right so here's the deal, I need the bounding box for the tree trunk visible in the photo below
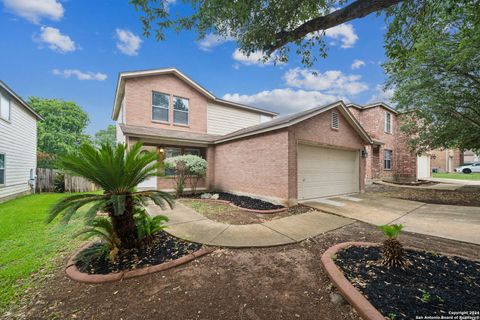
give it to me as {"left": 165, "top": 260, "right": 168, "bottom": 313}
{"left": 109, "top": 195, "right": 138, "bottom": 249}
{"left": 111, "top": 213, "right": 138, "bottom": 249}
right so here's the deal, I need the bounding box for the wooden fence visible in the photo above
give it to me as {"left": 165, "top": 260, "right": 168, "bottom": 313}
{"left": 36, "top": 168, "right": 97, "bottom": 193}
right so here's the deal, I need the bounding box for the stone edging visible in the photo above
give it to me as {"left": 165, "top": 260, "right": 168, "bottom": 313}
{"left": 321, "top": 242, "right": 385, "bottom": 320}
{"left": 180, "top": 198, "right": 288, "bottom": 214}
{"left": 65, "top": 242, "right": 215, "bottom": 284}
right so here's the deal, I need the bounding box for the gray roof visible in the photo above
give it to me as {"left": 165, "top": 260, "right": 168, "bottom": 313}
{"left": 0, "top": 80, "right": 42, "bottom": 120}
{"left": 120, "top": 124, "right": 221, "bottom": 143}
{"left": 216, "top": 101, "right": 340, "bottom": 142}
{"left": 122, "top": 100, "right": 372, "bottom": 145}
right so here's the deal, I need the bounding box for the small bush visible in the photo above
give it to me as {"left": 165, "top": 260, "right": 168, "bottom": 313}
{"left": 134, "top": 207, "right": 169, "bottom": 244}
{"left": 54, "top": 172, "right": 65, "bottom": 193}
{"left": 164, "top": 155, "right": 207, "bottom": 196}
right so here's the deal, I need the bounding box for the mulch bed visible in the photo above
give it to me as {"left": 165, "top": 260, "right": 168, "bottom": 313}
{"left": 335, "top": 246, "right": 480, "bottom": 320}
{"left": 382, "top": 179, "right": 436, "bottom": 186}
{"left": 216, "top": 192, "right": 284, "bottom": 210}
{"left": 367, "top": 184, "right": 480, "bottom": 206}
{"left": 183, "top": 192, "right": 284, "bottom": 210}
{"left": 75, "top": 231, "right": 201, "bottom": 275}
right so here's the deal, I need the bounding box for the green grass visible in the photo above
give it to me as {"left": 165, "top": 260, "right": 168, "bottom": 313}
{"left": 183, "top": 200, "right": 234, "bottom": 215}
{"left": 0, "top": 193, "right": 88, "bottom": 313}
{"left": 433, "top": 172, "right": 480, "bottom": 181}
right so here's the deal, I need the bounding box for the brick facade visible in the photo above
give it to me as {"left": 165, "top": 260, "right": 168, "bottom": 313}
{"left": 212, "top": 108, "right": 367, "bottom": 205}
{"left": 124, "top": 74, "right": 208, "bottom": 133}
{"left": 349, "top": 105, "right": 418, "bottom": 183}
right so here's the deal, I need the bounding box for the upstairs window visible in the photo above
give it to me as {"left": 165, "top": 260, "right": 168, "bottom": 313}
{"left": 331, "top": 111, "right": 339, "bottom": 129}
{"left": 152, "top": 92, "right": 169, "bottom": 122}
{"left": 384, "top": 149, "right": 392, "bottom": 170}
{"left": 384, "top": 111, "right": 392, "bottom": 133}
{"left": 0, "top": 93, "right": 11, "bottom": 121}
{"left": 0, "top": 154, "right": 5, "bottom": 185}
{"left": 173, "top": 96, "right": 189, "bottom": 125}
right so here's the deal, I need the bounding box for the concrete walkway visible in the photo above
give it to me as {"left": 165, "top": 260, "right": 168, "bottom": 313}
{"left": 146, "top": 202, "right": 353, "bottom": 247}
{"left": 304, "top": 194, "right": 480, "bottom": 245}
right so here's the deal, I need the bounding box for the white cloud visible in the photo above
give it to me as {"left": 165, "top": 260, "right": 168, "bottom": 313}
{"left": 223, "top": 89, "right": 341, "bottom": 114}
{"left": 52, "top": 69, "right": 107, "bottom": 81}
{"left": 36, "top": 26, "right": 76, "bottom": 53}
{"left": 351, "top": 59, "right": 366, "bottom": 70}
{"left": 3, "top": 0, "right": 64, "bottom": 23}
{"left": 324, "top": 23, "right": 358, "bottom": 48}
{"left": 115, "top": 28, "right": 142, "bottom": 56}
{"left": 222, "top": 67, "right": 371, "bottom": 114}
{"left": 197, "top": 34, "right": 234, "bottom": 51}
{"left": 369, "top": 84, "right": 395, "bottom": 104}
{"left": 232, "top": 49, "right": 281, "bottom": 67}
{"left": 283, "top": 68, "right": 368, "bottom": 95}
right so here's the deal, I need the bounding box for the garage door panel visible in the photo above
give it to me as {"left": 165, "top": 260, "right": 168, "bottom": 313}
{"left": 298, "top": 144, "right": 359, "bottom": 200}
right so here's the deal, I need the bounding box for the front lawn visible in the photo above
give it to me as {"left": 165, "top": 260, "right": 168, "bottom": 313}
{"left": 433, "top": 172, "right": 480, "bottom": 180}
{"left": 0, "top": 193, "right": 87, "bottom": 314}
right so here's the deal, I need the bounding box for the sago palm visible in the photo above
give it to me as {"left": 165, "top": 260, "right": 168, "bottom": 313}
{"left": 47, "top": 142, "right": 174, "bottom": 249}
{"left": 378, "top": 224, "right": 407, "bottom": 268}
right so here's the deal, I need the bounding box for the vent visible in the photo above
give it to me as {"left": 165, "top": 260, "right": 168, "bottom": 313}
{"left": 331, "top": 111, "right": 339, "bottom": 129}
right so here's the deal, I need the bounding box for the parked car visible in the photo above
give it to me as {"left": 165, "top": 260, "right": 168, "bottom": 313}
{"left": 454, "top": 162, "right": 480, "bottom": 174}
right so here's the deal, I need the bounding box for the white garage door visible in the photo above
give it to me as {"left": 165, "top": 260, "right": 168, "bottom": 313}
{"left": 298, "top": 144, "right": 359, "bottom": 200}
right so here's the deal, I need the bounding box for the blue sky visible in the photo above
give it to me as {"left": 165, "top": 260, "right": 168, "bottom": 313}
{"left": 0, "top": 0, "right": 393, "bottom": 134}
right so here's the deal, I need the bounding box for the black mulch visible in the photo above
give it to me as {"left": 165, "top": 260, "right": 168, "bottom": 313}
{"left": 335, "top": 246, "right": 480, "bottom": 320}
{"left": 75, "top": 231, "right": 201, "bottom": 275}
{"left": 216, "top": 192, "right": 284, "bottom": 210}
{"left": 183, "top": 192, "right": 284, "bottom": 210}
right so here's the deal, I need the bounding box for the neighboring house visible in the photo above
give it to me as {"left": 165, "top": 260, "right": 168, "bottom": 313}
{"left": 0, "top": 81, "right": 42, "bottom": 202}
{"left": 430, "top": 149, "right": 479, "bottom": 172}
{"left": 113, "top": 68, "right": 418, "bottom": 206}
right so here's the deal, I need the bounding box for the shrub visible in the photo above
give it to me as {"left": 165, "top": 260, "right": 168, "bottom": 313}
{"left": 134, "top": 207, "right": 169, "bottom": 244}
{"left": 54, "top": 172, "right": 65, "bottom": 193}
{"left": 164, "top": 155, "right": 207, "bottom": 196}
{"left": 75, "top": 217, "right": 121, "bottom": 262}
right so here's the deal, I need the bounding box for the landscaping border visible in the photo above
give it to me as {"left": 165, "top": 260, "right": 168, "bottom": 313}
{"left": 321, "top": 242, "right": 384, "bottom": 320}
{"left": 181, "top": 198, "right": 288, "bottom": 214}
{"left": 65, "top": 242, "right": 215, "bottom": 284}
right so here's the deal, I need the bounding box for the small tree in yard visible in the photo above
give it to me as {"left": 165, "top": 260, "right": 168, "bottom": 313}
{"left": 378, "top": 224, "right": 407, "bottom": 268}
{"left": 164, "top": 155, "right": 207, "bottom": 197}
{"left": 47, "top": 142, "right": 174, "bottom": 250}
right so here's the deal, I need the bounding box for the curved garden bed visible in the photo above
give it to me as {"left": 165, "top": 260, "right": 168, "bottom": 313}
{"left": 183, "top": 192, "right": 287, "bottom": 214}
{"left": 321, "top": 242, "right": 480, "bottom": 320}
{"left": 66, "top": 232, "right": 214, "bottom": 283}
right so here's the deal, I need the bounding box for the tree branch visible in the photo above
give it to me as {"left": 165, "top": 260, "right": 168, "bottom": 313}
{"left": 266, "top": 0, "right": 402, "bottom": 54}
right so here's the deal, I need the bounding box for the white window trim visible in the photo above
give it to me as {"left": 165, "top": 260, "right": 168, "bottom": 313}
{"left": 173, "top": 96, "right": 189, "bottom": 125}
{"left": 331, "top": 111, "right": 339, "bottom": 130}
{"left": 384, "top": 111, "right": 392, "bottom": 134}
{"left": 384, "top": 149, "right": 392, "bottom": 170}
{"left": 0, "top": 93, "right": 11, "bottom": 122}
{"left": 152, "top": 91, "right": 170, "bottom": 123}
{"left": 0, "top": 153, "right": 5, "bottom": 186}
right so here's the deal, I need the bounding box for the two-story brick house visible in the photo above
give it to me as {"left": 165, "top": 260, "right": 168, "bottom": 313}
{"left": 113, "top": 68, "right": 419, "bottom": 206}
{"left": 347, "top": 102, "right": 419, "bottom": 183}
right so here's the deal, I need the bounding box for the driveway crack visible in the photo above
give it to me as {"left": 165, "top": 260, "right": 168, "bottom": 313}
{"left": 387, "top": 203, "right": 427, "bottom": 224}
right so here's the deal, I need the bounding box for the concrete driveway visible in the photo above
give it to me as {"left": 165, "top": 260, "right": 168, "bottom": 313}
{"left": 303, "top": 194, "right": 480, "bottom": 245}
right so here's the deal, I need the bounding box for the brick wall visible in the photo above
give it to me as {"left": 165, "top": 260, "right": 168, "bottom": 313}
{"left": 213, "top": 129, "right": 290, "bottom": 204}
{"left": 124, "top": 74, "right": 208, "bottom": 133}
{"left": 350, "top": 106, "right": 417, "bottom": 181}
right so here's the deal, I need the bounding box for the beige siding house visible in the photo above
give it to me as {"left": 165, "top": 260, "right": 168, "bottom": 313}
{"left": 0, "top": 81, "right": 42, "bottom": 202}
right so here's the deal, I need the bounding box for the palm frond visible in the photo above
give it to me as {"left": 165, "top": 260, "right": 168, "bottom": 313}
{"left": 47, "top": 193, "right": 106, "bottom": 223}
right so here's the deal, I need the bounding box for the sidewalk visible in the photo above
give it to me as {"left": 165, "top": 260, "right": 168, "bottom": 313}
{"left": 146, "top": 202, "right": 353, "bottom": 248}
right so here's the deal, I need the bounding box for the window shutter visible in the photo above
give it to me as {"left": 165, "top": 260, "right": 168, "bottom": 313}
{"left": 331, "top": 111, "right": 339, "bottom": 129}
